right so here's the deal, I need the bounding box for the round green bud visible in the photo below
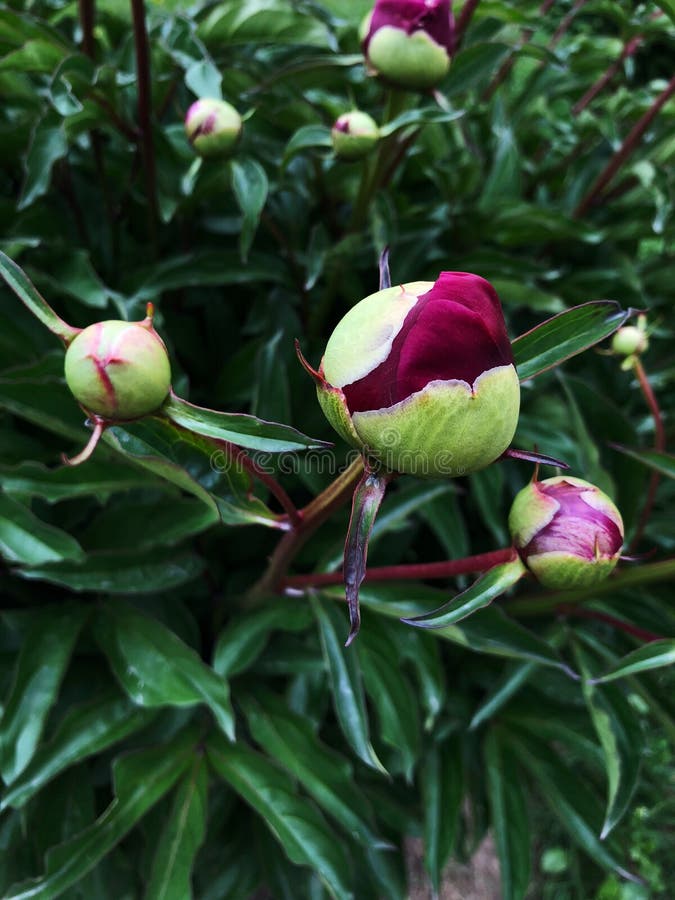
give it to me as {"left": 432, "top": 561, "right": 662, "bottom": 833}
{"left": 331, "top": 111, "right": 380, "bottom": 161}
{"left": 611, "top": 326, "right": 648, "bottom": 357}
{"left": 185, "top": 98, "right": 242, "bottom": 158}
{"left": 64, "top": 320, "right": 171, "bottom": 420}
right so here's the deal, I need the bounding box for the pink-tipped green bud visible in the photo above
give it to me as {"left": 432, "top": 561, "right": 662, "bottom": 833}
{"left": 64, "top": 318, "right": 171, "bottom": 420}
{"left": 185, "top": 98, "right": 242, "bottom": 158}
{"left": 362, "top": 0, "right": 454, "bottom": 90}
{"left": 611, "top": 325, "right": 648, "bottom": 358}
{"left": 509, "top": 477, "right": 624, "bottom": 589}
{"left": 331, "top": 111, "right": 379, "bottom": 161}
{"left": 304, "top": 272, "right": 520, "bottom": 477}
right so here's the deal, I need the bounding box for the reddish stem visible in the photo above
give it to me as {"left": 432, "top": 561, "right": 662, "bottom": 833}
{"left": 78, "top": 0, "right": 96, "bottom": 57}
{"left": 454, "top": 0, "right": 481, "bottom": 51}
{"left": 574, "top": 74, "right": 675, "bottom": 218}
{"left": 550, "top": 0, "right": 588, "bottom": 49}
{"left": 482, "top": 0, "right": 554, "bottom": 101}
{"left": 557, "top": 604, "right": 663, "bottom": 643}
{"left": 628, "top": 358, "right": 666, "bottom": 551}
{"left": 218, "top": 440, "right": 301, "bottom": 526}
{"left": 130, "top": 0, "right": 158, "bottom": 248}
{"left": 282, "top": 547, "right": 515, "bottom": 591}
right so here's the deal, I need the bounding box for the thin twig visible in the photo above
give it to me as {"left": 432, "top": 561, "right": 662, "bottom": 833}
{"left": 454, "top": 0, "right": 481, "bottom": 52}
{"left": 78, "top": 0, "right": 96, "bottom": 57}
{"left": 282, "top": 547, "right": 515, "bottom": 590}
{"left": 628, "top": 358, "right": 666, "bottom": 551}
{"left": 482, "top": 0, "right": 555, "bottom": 101}
{"left": 218, "top": 440, "right": 302, "bottom": 526}
{"left": 574, "top": 74, "right": 675, "bottom": 218}
{"left": 130, "top": 0, "right": 158, "bottom": 249}
{"left": 557, "top": 604, "right": 663, "bottom": 643}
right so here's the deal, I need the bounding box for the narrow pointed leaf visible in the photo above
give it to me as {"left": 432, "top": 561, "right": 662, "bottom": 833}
{"left": 343, "top": 468, "right": 390, "bottom": 645}
{"left": 207, "top": 736, "right": 354, "bottom": 900}
{"left": 485, "top": 731, "right": 531, "bottom": 900}
{"left": 0, "top": 251, "right": 79, "bottom": 343}
{"left": 4, "top": 729, "right": 197, "bottom": 900}
{"left": 312, "top": 597, "right": 386, "bottom": 774}
{"left": 402, "top": 557, "right": 526, "bottom": 629}
{"left": 0, "top": 604, "right": 89, "bottom": 783}
{"left": 94, "top": 602, "right": 235, "bottom": 740}
{"left": 611, "top": 445, "right": 675, "bottom": 480}
{"left": 0, "top": 694, "right": 155, "bottom": 811}
{"left": 146, "top": 757, "right": 208, "bottom": 900}
{"left": 513, "top": 301, "right": 629, "bottom": 381}
{"left": 574, "top": 644, "right": 642, "bottom": 838}
{"left": 422, "top": 739, "right": 463, "bottom": 893}
{"left": 591, "top": 640, "right": 675, "bottom": 683}
{"left": 162, "top": 392, "right": 330, "bottom": 453}
{"left": 470, "top": 661, "right": 537, "bottom": 731}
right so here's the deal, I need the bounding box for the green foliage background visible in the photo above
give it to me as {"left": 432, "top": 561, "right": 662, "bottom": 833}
{"left": 0, "top": 0, "right": 674, "bottom": 897}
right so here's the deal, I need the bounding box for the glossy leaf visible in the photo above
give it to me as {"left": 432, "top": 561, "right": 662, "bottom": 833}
{"left": 163, "top": 392, "right": 330, "bottom": 453}
{"left": 312, "top": 597, "right": 386, "bottom": 774}
{"left": 592, "top": 640, "right": 675, "bottom": 684}
{"left": 513, "top": 301, "right": 630, "bottom": 381}
{"left": 0, "top": 492, "right": 84, "bottom": 565}
{"left": 93, "top": 602, "right": 235, "bottom": 740}
{"left": 0, "top": 459, "right": 159, "bottom": 503}
{"left": 485, "top": 731, "right": 530, "bottom": 900}
{"left": 574, "top": 644, "right": 642, "bottom": 838}
{"left": 207, "top": 736, "right": 354, "bottom": 900}
{"left": 0, "top": 694, "right": 155, "bottom": 811}
{"left": 146, "top": 756, "right": 208, "bottom": 900}
{"left": 4, "top": 729, "right": 198, "bottom": 900}
{"left": 0, "top": 604, "right": 89, "bottom": 783}
{"left": 611, "top": 445, "right": 675, "bottom": 480}
{"left": 231, "top": 158, "right": 269, "bottom": 260}
{"left": 0, "top": 252, "right": 79, "bottom": 343}
{"left": 401, "top": 557, "right": 526, "bottom": 629}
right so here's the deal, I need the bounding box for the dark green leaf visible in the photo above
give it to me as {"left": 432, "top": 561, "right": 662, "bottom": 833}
{"left": 94, "top": 602, "right": 235, "bottom": 740}
{"left": 422, "top": 739, "right": 463, "bottom": 893}
{"left": 611, "top": 445, "right": 675, "bottom": 480}
{"left": 513, "top": 301, "right": 630, "bottom": 381}
{"left": 231, "top": 158, "right": 269, "bottom": 260}
{"left": 0, "top": 492, "right": 84, "bottom": 565}
{"left": 0, "top": 459, "right": 158, "bottom": 503}
{"left": 19, "top": 114, "right": 68, "bottom": 211}
{"left": 207, "top": 736, "right": 354, "bottom": 900}
{"left": 591, "top": 640, "right": 675, "bottom": 683}
{"left": 0, "top": 604, "right": 88, "bottom": 783}
{"left": 0, "top": 251, "right": 79, "bottom": 342}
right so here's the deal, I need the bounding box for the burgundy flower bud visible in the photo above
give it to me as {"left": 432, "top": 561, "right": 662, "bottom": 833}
{"left": 302, "top": 272, "right": 520, "bottom": 477}
{"left": 331, "top": 111, "right": 379, "bottom": 161}
{"left": 509, "top": 477, "right": 624, "bottom": 589}
{"left": 185, "top": 98, "right": 242, "bottom": 158}
{"left": 64, "top": 317, "right": 171, "bottom": 420}
{"left": 362, "top": 0, "right": 454, "bottom": 90}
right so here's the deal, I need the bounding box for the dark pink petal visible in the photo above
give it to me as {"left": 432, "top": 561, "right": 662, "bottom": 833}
{"left": 365, "top": 0, "right": 454, "bottom": 54}
{"left": 343, "top": 272, "right": 513, "bottom": 414}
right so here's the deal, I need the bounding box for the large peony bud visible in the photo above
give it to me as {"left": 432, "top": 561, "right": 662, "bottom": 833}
{"left": 185, "top": 98, "right": 242, "bottom": 158}
{"left": 302, "top": 272, "right": 520, "bottom": 477}
{"left": 64, "top": 318, "right": 171, "bottom": 420}
{"left": 362, "top": 0, "right": 454, "bottom": 90}
{"left": 509, "top": 477, "right": 624, "bottom": 589}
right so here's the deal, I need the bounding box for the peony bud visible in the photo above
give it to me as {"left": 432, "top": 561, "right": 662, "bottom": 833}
{"left": 509, "top": 477, "right": 624, "bottom": 589}
{"left": 362, "top": 0, "right": 454, "bottom": 90}
{"left": 185, "top": 98, "right": 242, "bottom": 158}
{"left": 611, "top": 325, "right": 648, "bottom": 358}
{"left": 300, "top": 272, "right": 520, "bottom": 477}
{"left": 64, "top": 318, "right": 171, "bottom": 420}
{"left": 331, "top": 111, "right": 379, "bottom": 161}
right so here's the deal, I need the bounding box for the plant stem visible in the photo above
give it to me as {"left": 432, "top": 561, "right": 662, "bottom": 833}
{"left": 78, "top": 0, "right": 96, "bottom": 57}
{"left": 217, "top": 440, "right": 301, "bottom": 526}
{"left": 454, "top": 0, "right": 481, "bottom": 51}
{"left": 130, "top": 0, "right": 158, "bottom": 250}
{"left": 508, "top": 557, "right": 675, "bottom": 616}
{"left": 574, "top": 74, "right": 675, "bottom": 218}
{"left": 628, "top": 358, "right": 666, "bottom": 551}
{"left": 557, "top": 604, "right": 663, "bottom": 643}
{"left": 482, "top": 0, "right": 555, "bottom": 101}
{"left": 282, "top": 547, "right": 515, "bottom": 590}
{"left": 250, "top": 456, "right": 365, "bottom": 597}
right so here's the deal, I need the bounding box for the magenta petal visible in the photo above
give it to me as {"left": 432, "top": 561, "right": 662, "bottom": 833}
{"left": 365, "top": 0, "right": 454, "bottom": 53}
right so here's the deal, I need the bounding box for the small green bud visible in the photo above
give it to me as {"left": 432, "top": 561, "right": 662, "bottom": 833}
{"left": 331, "top": 111, "right": 379, "bottom": 161}
{"left": 611, "top": 325, "right": 648, "bottom": 358}
{"left": 64, "top": 318, "right": 171, "bottom": 420}
{"left": 185, "top": 98, "right": 242, "bottom": 158}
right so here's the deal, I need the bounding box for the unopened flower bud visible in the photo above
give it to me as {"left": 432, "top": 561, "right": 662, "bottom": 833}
{"left": 362, "top": 0, "right": 454, "bottom": 90}
{"left": 331, "top": 111, "right": 379, "bottom": 161}
{"left": 611, "top": 325, "right": 648, "bottom": 358}
{"left": 185, "top": 98, "right": 242, "bottom": 158}
{"left": 301, "top": 272, "right": 520, "bottom": 477}
{"left": 509, "top": 477, "right": 624, "bottom": 589}
{"left": 64, "top": 318, "right": 171, "bottom": 420}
